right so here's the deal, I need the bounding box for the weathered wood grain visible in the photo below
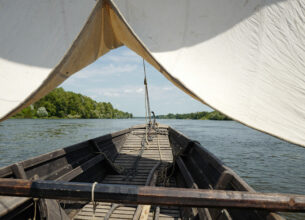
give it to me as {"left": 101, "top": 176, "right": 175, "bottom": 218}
{"left": 0, "top": 179, "right": 305, "bottom": 212}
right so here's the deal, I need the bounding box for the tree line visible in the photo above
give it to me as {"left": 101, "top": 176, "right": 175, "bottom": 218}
{"left": 156, "top": 111, "right": 231, "bottom": 120}
{"left": 12, "top": 88, "right": 133, "bottom": 119}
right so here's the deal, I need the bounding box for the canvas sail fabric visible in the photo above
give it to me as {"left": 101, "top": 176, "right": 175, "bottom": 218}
{"left": 0, "top": 0, "right": 132, "bottom": 121}
{"left": 1, "top": 0, "right": 305, "bottom": 147}
{"left": 0, "top": 0, "right": 99, "bottom": 119}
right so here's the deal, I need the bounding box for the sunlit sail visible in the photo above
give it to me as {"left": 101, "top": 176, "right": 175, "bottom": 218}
{"left": 1, "top": 0, "right": 305, "bottom": 147}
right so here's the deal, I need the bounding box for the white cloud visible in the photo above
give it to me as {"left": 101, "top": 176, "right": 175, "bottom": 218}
{"left": 86, "top": 86, "right": 142, "bottom": 98}
{"left": 86, "top": 85, "right": 175, "bottom": 99}
{"left": 106, "top": 50, "right": 140, "bottom": 63}
{"left": 162, "top": 87, "right": 173, "bottom": 91}
{"left": 135, "top": 88, "right": 144, "bottom": 94}
{"left": 61, "top": 46, "right": 211, "bottom": 115}
{"left": 73, "top": 64, "right": 137, "bottom": 79}
{"left": 103, "top": 91, "right": 121, "bottom": 97}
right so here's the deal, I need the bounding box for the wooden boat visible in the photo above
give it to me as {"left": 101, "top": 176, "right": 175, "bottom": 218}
{"left": 0, "top": 124, "right": 285, "bottom": 220}
{"left": 1, "top": 1, "right": 305, "bottom": 219}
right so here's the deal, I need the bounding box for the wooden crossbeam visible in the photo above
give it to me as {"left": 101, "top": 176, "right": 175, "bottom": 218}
{"left": 0, "top": 178, "right": 305, "bottom": 212}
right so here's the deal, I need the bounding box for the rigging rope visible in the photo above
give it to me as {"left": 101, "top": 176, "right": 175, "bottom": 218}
{"left": 156, "top": 123, "right": 163, "bottom": 162}
{"left": 142, "top": 59, "right": 164, "bottom": 170}
{"left": 143, "top": 59, "right": 151, "bottom": 125}
{"left": 82, "top": 60, "right": 175, "bottom": 220}
{"left": 109, "top": 59, "right": 166, "bottom": 220}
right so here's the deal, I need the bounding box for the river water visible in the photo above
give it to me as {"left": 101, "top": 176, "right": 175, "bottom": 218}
{"left": 0, "top": 119, "right": 304, "bottom": 219}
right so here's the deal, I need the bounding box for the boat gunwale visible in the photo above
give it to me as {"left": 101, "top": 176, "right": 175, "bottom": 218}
{"left": 0, "top": 127, "right": 131, "bottom": 178}
{"left": 168, "top": 126, "right": 284, "bottom": 220}
{"left": 0, "top": 124, "right": 285, "bottom": 219}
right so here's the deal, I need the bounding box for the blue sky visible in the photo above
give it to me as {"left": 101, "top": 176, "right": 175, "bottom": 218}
{"left": 61, "top": 46, "right": 212, "bottom": 116}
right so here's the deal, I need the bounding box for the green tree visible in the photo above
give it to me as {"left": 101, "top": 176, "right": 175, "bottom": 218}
{"left": 11, "top": 88, "right": 132, "bottom": 119}
{"left": 36, "top": 107, "right": 48, "bottom": 117}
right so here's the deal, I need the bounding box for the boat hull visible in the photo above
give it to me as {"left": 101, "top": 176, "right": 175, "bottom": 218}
{"left": 0, "top": 124, "right": 283, "bottom": 220}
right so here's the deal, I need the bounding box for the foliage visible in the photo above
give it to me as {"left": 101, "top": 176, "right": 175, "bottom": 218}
{"left": 11, "top": 88, "right": 133, "bottom": 119}
{"left": 13, "top": 105, "right": 36, "bottom": 119}
{"left": 156, "top": 111, "right": 231, "bottom": 120}
{"left": 36, "top": 107, "right": 48, "bottom": 117}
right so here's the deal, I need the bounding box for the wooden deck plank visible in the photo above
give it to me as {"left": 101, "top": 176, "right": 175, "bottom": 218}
{"left": 73, "top": 129, "right": 180, "bottom": 220}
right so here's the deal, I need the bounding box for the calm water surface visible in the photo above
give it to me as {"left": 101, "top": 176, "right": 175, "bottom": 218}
{"left": 0, "top": 119, "right": 304, "bottom": 219}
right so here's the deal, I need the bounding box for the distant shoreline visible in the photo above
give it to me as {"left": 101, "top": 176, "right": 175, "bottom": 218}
{"left": 156, "top": 111, "right": 231, "bottom": 120}
{"left": 10, "top": 117, "right": 133, "bottom": 120}
{"left": 8, "top": 117, "right": 231, "bottom": 120}
{"left": 10, "top": 88, "right": 230, "bottom": 121}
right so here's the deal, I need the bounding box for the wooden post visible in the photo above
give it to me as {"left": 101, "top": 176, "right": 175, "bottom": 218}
{"left": 215, "top": 171, "right": 233, "bottom": 190}
{"left": 0, "top": 178, "right": 305, "bottom": 212}
{"left": 11, "top": 163, "right": 27, "bottom": 179}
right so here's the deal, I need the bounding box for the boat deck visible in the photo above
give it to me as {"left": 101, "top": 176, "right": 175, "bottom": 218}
{"left": 0, "top": 124, "right": 284, "bottom": 220}
{"left": 74, "top": 127, "right": 181, "bottom": 220}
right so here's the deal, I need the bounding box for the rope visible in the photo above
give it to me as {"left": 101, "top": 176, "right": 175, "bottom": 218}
{"left": 145, "top": 122, "right": 149, "bottom": 146}
{"left": 156, "top": 131, "right": 185, "bottom": 187}
{"left": 122, "top": 58, "right": 154, "bottom": 181}
{"left": 91, "top": 182, "right": 98, "bottom": 219}
{"left": 143, "top": 59, "right": 151, "bottom": 125}
{"left": 104, "top": 203, "right": 122, "bottom": 220}
{"left": 143, "top": 59, "right": 151, "bottom": 146}
{"left": 33, "top": 198, "right": 38, "bottom": 220}
{"left": 155, "top": 123, "right": 163, "bottom": 162}
{"left": 122, "top": 135, "right": 146, "bottom": 181}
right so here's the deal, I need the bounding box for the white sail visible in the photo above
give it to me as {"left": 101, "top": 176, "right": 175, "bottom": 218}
{"left": 1, "top": 0, "right": 305, "bottom": 147}
{"left": 0, "top": 0, "right": 98, "bottom": 118}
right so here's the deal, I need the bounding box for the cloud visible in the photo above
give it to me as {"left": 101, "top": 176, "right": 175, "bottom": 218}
{"left": 162, "top": 87, "right": 173, "bottom": 91}
{"left": 60, "top": 46, "right": 211, "bottom": 116}
{"left": 73, "top": 63, "right": 138, "bottom": 79}
{"left": 103, "top": 91, "right": 121, "bottom": 97}
{"left": 86, "top": 86, "right": 143, "bottom": 98}
{"left": 106, "top": 50, "right": 140, "bottom": 63}
{"left": 122, "top": 87, "right": 144, "bottom": 94}
{"left": 135, "top": 88, "right": 144, "bottom": 94}
{"left": 86, "top": 85, "right": 176, "bottom": 99}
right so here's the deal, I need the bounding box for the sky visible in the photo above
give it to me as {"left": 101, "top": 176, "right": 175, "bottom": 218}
{"left": 61, "top": 46, "right": 212, "bottom": 116}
